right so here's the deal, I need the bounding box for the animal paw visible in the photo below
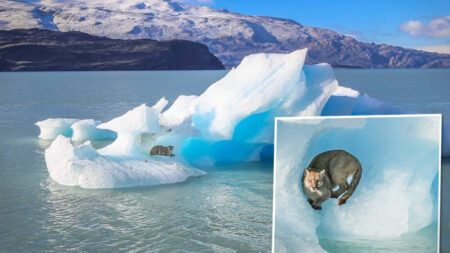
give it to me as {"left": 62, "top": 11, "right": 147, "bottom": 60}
{"left": 312, "top": 205, "right": 322, "bottom": 210}
{"left": 338, "top": 198, "right": 347, "bottom": 206}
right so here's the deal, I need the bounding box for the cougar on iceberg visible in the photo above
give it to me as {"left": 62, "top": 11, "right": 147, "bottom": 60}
{"left": 302, "top": 150, "right": 362, "bottom": 210}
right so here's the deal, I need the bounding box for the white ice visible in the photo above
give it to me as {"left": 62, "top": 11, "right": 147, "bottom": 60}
{"left": 36, "top": 118, "right": 79, "bottom": 139}
{"left": 170, "top": 49, "right": 339, "bottom": 165}
{"left": 71, "top": 119, "right": 116, "bottom": 141}
{"left": 36, "top": 118, "right": 116, "bottom": 141}
{"left": 97, "top": 98, "right": 168, "bottom": 159}
{"left": 191, "top": 50, "right": 337, "bottom": 141}
{"left": 45, "top": 135, "right": 205, "bottom": 189}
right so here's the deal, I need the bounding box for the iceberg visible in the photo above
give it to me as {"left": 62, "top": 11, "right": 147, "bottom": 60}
{"left": 45, "top": 135, "right": 205, "bottom": 189}
{"left": 274, "top": 116, "right": 440, "bottom": 252}
{"left": 190, "top": 50, "right": 336, "bottom": 140}
{"left": 36, "top": 48, "right": 448, "bottom": 189}
{"left": 36, "top": 118, "right": 79, "bottom": 139}
{"left": 43, "top": 99, "right": 205, "bottom": 189}
{"left": 176, "top": 50, "right": 339, "bottom": 165}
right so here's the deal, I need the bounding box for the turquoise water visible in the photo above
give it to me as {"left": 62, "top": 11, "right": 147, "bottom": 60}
{"left": 0, "top": 71, "right": 271, "bottom": 252}
{"left": 0, "top": 69, "right": 449, "bottom": 252}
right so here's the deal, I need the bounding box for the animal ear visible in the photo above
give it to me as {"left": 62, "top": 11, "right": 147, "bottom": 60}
{"left": 320, "top": 170, "right": 326, "bottom": 176}
{"left": 304, "top": 169, "right": 309, "bottom": 175}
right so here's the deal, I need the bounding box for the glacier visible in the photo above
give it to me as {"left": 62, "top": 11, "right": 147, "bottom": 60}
{"left": 36, "top": 48, "right": 448, "bottom": 190}
{"left": 274, "top": 116, "right": 440, "bottom": 252}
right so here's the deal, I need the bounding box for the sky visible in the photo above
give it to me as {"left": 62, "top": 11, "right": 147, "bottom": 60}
{"left": 179, "top": 0, "right": 450, "bottom": 53}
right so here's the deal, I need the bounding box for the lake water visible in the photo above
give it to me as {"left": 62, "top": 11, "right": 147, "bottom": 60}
{"left": 0, "top": 69, "right": 448, "bottom": 252}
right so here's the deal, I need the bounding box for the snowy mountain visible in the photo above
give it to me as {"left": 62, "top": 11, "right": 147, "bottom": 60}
{"left": 1, "top": 0, "right": 449, "bottom": 68}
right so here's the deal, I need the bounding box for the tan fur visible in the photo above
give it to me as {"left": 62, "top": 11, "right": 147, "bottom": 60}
{"left": 150, "top": 145, "right": 175, "bottom": 157}
{"left": 304, "top": 170, "right": 323, "bottom": 190}
{"left": 302, "top": 150, "right": 362, "bottom": 210}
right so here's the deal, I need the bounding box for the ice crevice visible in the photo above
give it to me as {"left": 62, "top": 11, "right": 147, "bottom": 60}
{"left": 274, "top": 116, "right": 439, "bottom": 252}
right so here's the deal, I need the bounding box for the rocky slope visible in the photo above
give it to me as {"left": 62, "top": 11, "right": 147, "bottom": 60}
{"left": 0, "top": 0, "right": 449, "bottom": 68}
{"left": 0, "top": 28, "right": 224, "bottom": 71}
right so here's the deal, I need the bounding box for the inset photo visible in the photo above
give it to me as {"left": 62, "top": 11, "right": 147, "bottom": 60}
{"left": 273, "top": 115, "right": 441, "bottom": 253}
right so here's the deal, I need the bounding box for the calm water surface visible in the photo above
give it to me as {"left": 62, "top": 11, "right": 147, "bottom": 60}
{"left": 0, "top": 69, "right": 448, "bottom": 252}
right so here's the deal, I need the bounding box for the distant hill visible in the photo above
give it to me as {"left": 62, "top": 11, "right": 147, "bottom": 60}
{"left": 0, "top": 0, "right": 449, "bottom": 68}
{"left": 0, "top": 28, "right": 224, "bottom": 71}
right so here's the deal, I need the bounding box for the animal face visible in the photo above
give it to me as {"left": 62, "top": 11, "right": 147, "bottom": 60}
{"left": 304, "top": 169, "right": 325, "bottom": 190}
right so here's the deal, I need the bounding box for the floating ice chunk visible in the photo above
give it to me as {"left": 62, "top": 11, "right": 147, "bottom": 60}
{"left": 71, "top": 119, "right": 117, "bottom": 141}
{"left": 35, "top": 118, "right": 79, "bottom": 139}
{"left": 97, "top": 98, "right": 168, "bottom": 159}
{"left": 45, "top": 135, "right": 205, "bottom": 189}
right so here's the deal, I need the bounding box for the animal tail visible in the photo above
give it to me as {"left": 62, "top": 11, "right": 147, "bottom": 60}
{"left": 338, "top": 162, "right": 362, "bottom": 205}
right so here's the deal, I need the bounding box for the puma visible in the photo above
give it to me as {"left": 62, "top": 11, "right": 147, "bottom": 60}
{"left": 150, "top": 145, "right": 175, "bottom": 157}
{"left": 302, "top": 150, "right": 362, "bottom": 210}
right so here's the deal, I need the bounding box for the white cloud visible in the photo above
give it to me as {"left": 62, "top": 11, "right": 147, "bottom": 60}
{"left": 400, "top": 16, "right": 450, "bottom": 38}
{"left": 174, "top": 0, "right": 215, "bottom": 5}
{"left": 414, "top": 44, "right": 450, "bottom": 54}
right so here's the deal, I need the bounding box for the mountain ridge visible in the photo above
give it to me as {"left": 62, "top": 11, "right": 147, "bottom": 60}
{"left": 0, "top": 28, "right": 225, "bottom": 71}
{"left": 0, "top": 0, "right": 449, "bottom": 68}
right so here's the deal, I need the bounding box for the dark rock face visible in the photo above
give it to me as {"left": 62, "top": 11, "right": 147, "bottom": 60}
{"left": 0, "top": 29, "right": 225, "bottom": 71}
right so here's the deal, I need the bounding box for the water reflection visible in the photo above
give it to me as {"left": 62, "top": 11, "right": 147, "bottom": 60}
{"left": 37, "top": 163, "right": 273, "bottom": 252}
